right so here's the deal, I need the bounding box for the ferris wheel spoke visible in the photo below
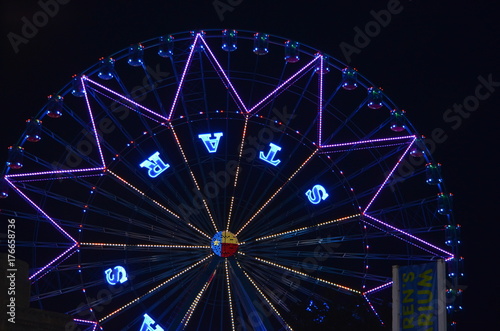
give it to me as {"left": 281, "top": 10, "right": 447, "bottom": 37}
{"left": 225, "top": 259, "right": 237, "bottom": 331}
{"left": 98, "top": 254, "right": 213, "bottom": 323}
{"left": 362, "top": 214, "right": 453, "bottom": 259}
{"left": 199, "top": 34, "right": 248, "bottom": 113}
{"left": 249, "top": 248, "right": 438, "bottom": 263}
{"left": 84, "top": 77, "right": 169, "bottom": 122}
{"left": 167, "top": 34, "right": 200, "bottom": 120}
{"left": 257, "top": 254, "right": 391, "bottom": 284}
{"left": 28, "top": 244, "right": 78, "bottom": 282}
{"left": 169, "top": 123, "right": 219, "bottom": 232}
{"left": 107, "top": 170, "right": 210, "bottom": 239}
{"left": 5, "top": 178, "right": 77, "bottom": 247}
{"left": 250, "top": 255, "right": 361, "bottom": 295}
{"left": 319, "top": 135, "right": 416, "bottom": 152}
{"left": 180, "top": 268, "right": 217, "bottom": 328}
{"left": 236, "top": 148, "right": 318, "bottom": 237}
{"left": 237, "top": 263, "right": 294, "bottom": 330}
{"left": 248, "top": 56, "right": 320, "bottom": 114}
{"left": 226, "top": 116, "right": 249, "bottom": 231}
{"left": 245, "top": 214, "right": 360, "bottom": 243}
{"left": 363, "top": 138, "right": 417, "bottom": 213}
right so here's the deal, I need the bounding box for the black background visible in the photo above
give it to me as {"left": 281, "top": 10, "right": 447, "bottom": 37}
{"left": 1, "top": 0, "right": 499, "bottom": 329}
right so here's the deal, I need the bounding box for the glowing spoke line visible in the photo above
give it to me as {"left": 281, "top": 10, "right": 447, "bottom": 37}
{"left": 5, "top": 178, "right": 77, "bottom": 244}
{"left": 319, "top": 135, "right": 415, "bottom": 150}
{"left": 254, "top": 214, "right": 361, "bottom": 242}
{"left": 199, "top": 35, "right": 248, "bottom": 113}
{"left": 363, "top": 136, "right": 416, "bottom": 213}
{"left": 240, "top": 265, "right": 294, "bottom": 330}
{"left": 226, "top": 116, "right": 249, "bottom": 231}
{"left": 80, "top": 242, "right": 210, "bottom": 249}
{"left": 363, "top": 281, "right": 393, "bottom": 295}
{"left": 107, "top": 170, "right": 211, "bottom": 239}
{"left": 252, "top": 256, "right": 361, "bottom": 295}
{"left": 248, "top": 56, "right": 320, "bottom": 113}
{"left": 108, "top": 170, "right": 179, "bottom": 219}
{"left": 169, "top": 123, "right": 218, "bottom": 233}
{"left": 181, "top": 269, "right": 217, "bottom": 328}
{"left": 225, "top": 260, "right": 236, "bottom": 331}
{"left": 236, "top": 149, "right": 318, "bottom": 236}
{"left": 167, "top": 33, "right": 200, "bottom": 120}
{"left": 5, "top": 167, "right": 105, "bottom": 179}
{"left": 30, "top": 244, "right": 78, "bottom": 281}
{"left": 84, "top": 77, "right": 170, "bottom": 122}
{"left": 99, "top": 254, "right": 213, "bottom": 323}
{"left": 81, "top": 77, "right": 107, "bottom": 167}
{"left": 363, "top": 214, "right": 453, "bottom": 258}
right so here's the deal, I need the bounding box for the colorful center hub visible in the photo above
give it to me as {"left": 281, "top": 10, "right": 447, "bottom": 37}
{"left": 211, "top": 231, "right": 239, "bottom": 257}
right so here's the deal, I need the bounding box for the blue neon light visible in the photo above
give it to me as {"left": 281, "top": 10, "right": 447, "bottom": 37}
{"left": 140, "top": 152, "right": 170, "bottom": 178}
{"left": 259, "top": 143, "right": 282, "bottom": 166}
{"left": 104, "top": 266, "right": 128, "bottom": 285}
{"left": 140, "top": 314, "right": 165, "bottom": 331}
{"left": 198, "top": 132, "right": 223, "bottom": 153}
{"left": 305, "top": 185, "right": 329, "bottom": 204}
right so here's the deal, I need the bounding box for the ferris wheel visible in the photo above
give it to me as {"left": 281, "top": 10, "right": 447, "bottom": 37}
{"left": 1, "top": 29, "right": 460, "bottom": 330}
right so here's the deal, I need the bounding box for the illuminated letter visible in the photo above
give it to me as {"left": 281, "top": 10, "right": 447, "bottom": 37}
{"left": 259, "top": 143, "right": 282, "bottom": 166}
{"left": 140, "top": 151, "right": 170, "bottom": 178}
{"left": 104, "top": 266, "right": 128, "bottom": 285}
{"left": 140, "top": 314, "right": 165, "bottom": 331}
{"left": 305, "top": 185, "right": 329, "bottom": 204}
{"left": 198, "top": 132, "right": 223, "bottom": 153}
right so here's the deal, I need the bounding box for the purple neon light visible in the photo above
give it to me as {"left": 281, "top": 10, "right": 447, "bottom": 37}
{"left": 5, "top": 177, "right": 77, "bottom": 244}
{"left": 363, "top": 214, "right": 453, "bottom": 257}
{"left": 320, "top": 135, "right": 415, "bottom": 150}
{"left": 6, "top": 167, "right": 105, "bottom": 179}
{"left": 84, "top": 77, "right": 169, "bottom": 123}
{"left": 363, "top": 281, "right": 393, "bottom": 295}
{"left": 198, "top": 34, "right": 248, "bottom": 113}
{"left": 248, "top": 55, "right": 320, "bottom": 113}
{"left": 363, "top": 136, "right": 416, "bottom": 213}
{"left": 82, "top": 77, "right": 107, "bottom": 168}
{"left": 167, "top": 34, "right": 200, "bottom": 120}
{"left": 317, "top": 55, "right": 325, "bottom": 146}
{"left": 29, "top": 244, "right": 78, "bottom": 280}
{"left": 73, "top": 319, "right": 99, "bottom": 331}
{"left": 11, "top": 173, "right": 104, "bottom": 184}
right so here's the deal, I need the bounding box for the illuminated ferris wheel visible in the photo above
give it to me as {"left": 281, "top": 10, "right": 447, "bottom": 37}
{"left": 1, "top": 29, "right": 461, "bottom": 330}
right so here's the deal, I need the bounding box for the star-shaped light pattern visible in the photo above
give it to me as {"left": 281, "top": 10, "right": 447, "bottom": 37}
{"left": 3, "top": 31, "right": 455, "bottom": 329}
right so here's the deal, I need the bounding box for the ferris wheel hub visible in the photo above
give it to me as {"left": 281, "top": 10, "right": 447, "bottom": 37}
{"left": 210, "top": 231, "right": 239, "bottom": 257}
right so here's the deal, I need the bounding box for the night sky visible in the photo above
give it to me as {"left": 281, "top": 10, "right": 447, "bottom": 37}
{"left": 1, "top": 0, "right": 499, "bottom": 329}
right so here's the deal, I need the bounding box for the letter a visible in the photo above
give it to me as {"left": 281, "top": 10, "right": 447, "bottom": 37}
{"left": 198, "top": 132, "right": 223, "bottom": 153}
